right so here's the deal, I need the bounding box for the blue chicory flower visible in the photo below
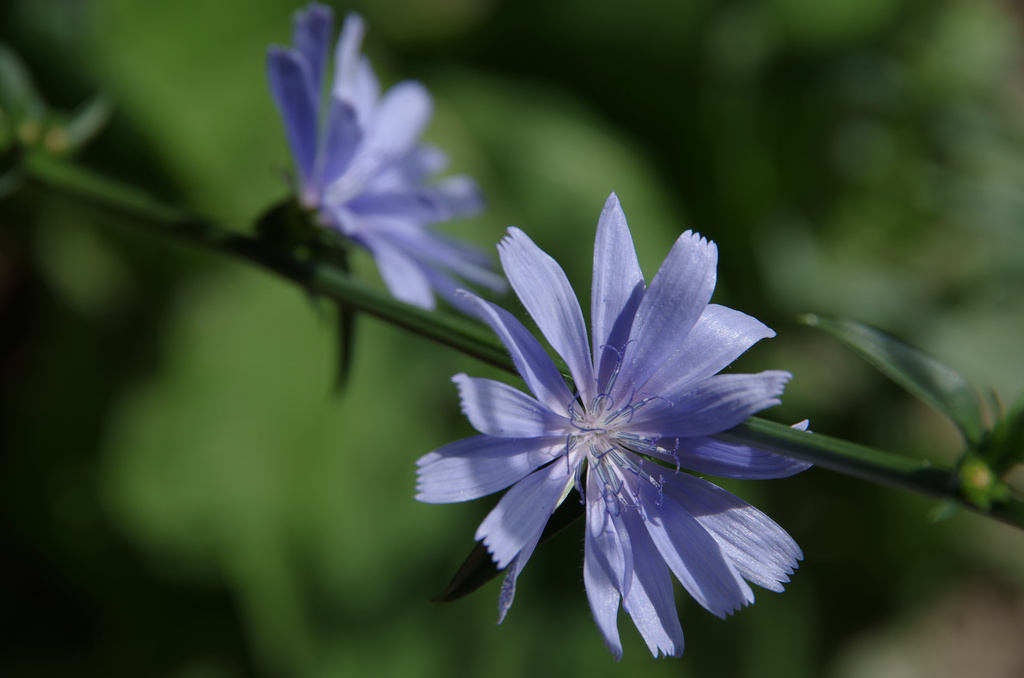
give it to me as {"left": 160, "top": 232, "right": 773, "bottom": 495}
{"left": 416, "top": 193, "right": 809, "bottom": 658}
{"left": 267, "top": 4, "right": 505, "bottom": 310}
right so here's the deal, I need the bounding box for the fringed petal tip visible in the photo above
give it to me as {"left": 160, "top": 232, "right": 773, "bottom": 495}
{"left": 342, "top": 10, "right": 366, "bottom": 28}
{"left": 476, "top": 533, "right": 512, "bottom": 570}
{"left": 773, "top": 369, "right": 794, "bottom": 390}
{"left": 293, "top": 5, "right": 334, "bottom": 44}
{"left": 453, "top": 375, "right": 529, "bottom": 435}
{"left": 475, "top": 461, "right": 572, "bottom": 571}
{"left": 416, "top": 436, "right": 564, "bottom": 504}
{"left": 653, "top": 645, "right": 684, "bottom": 660}
{"left": 498, "top": 226, "right": 526, "bottom": 250}
{"left": 678, "top": 228, "right": 714, "bottom": 251}
{"left": 296, "top": 3, "right": 334, "bottom": 20}
{"left": 338, "top": 11, "right": 368, "bottom": 57}
{"left": 415, "top": 450, "right": 440, "bottom": 468}
{"left": 451, "top": 372, "right": 473, "bottom": 416}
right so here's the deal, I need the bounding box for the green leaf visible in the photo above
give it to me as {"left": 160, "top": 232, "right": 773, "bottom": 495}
{"left": 332, "top": 301, "right": 357, "bottom": 393}
{"left": 927, "top": 498, "right": 962, "bottom": 523}
{"left": 59, "top": 94, "right": 114, "bottom": 154}
{"left": 0, "top": 43, "right": 46, "bottom": 124}
{"left": 325, "top": 248, "right": 356, "bottom": 394}
{"left": 801, "top": 314, "right": 986, "bottom": 446}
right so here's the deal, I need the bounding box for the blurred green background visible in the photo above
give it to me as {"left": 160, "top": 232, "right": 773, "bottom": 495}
{"left": 3, "top": 0, "right": 1024, "bottom": 676}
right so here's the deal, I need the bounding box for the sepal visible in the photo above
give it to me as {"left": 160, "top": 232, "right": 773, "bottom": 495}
{"left": 255, "top": 198, "right": 357, "bottom": 391}
{"left": 432, "top": 497, "right": 584, "bottom": 603}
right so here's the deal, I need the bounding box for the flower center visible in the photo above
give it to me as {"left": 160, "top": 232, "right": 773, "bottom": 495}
{"left": 566, "top": 391, "right": 665, "bottom": 515}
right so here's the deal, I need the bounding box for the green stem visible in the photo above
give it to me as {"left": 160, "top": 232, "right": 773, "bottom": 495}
{"left": 719, "top": 419, "right": 1024, "bottom": 529}
{"left": 20, "top": 153, "right": 1024, "bottom": 530}
{"left": 22, "top": 152, "right": 511, "bottom": 371}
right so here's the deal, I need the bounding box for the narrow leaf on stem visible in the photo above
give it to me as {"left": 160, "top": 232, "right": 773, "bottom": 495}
{"left": 801, "top": 314, "right": 986, "bottom": 446}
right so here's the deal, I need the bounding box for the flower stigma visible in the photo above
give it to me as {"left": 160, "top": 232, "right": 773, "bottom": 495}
{"left": 566, "top": 388, "right": 667, "bottom": 516}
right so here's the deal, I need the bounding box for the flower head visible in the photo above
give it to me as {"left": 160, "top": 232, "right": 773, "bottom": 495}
{"left": 416, "top": 193, "right": 809, "bottom": 658}
{"left": 267, "top": 4, "right": 504, "bottom": 310}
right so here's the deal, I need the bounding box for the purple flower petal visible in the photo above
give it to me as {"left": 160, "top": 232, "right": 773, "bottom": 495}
{"left": 476, "top": 458, "right": 576, "bottom": 569}
{"left": 317, "top": 98, "right": 361, "bottom": 189}
{"left": 584, "top": 474, "right": 629, "bottom": 660}
{"left": 647, "top": 435, "right": 812, "bottom": 479}
{"left": 618, "top": 509, "right": 685, "bottom": 658}
{"left": 428, "top": 229, "right": 494, "bottom": 268}
{"left": 394, "top": 145, "right": 449, "bottom": 182}
{"left": 345, "top": 214, "right": 506, "bottom": 298}
{"left": 498, "top": 527, "right": 540, "bottom": 623}
{"left": 356, "top": 229, "right": 435, "bottom": 309}
{"left": 628, "top": 371, "right": 791, "bottom": 438}
{"left": 662, "top": 473, "right": 802, "bottom": 592}
{"left": 267, "top": 47, "right": 319, "bottom": 187}
{"left": 459, "top": 293, "right": 575, "bottom": 413}
{"left": 418, "top": 243, "right": 506, "bottom": 295}
{"left": 498, "top": 228, "right": 596, "bottom": 403}
{"left": 639, "top": 478, "right": 753, "bottom": 618}
{"left": 333, "top": 12, "right": 365, "bottom": 91}
{"left": 640, "top": 304, "right": 776, "bottom": 397}
{"left": 292, "top": 3, "right": 333, "bottom": 95}
{"left": 332, "top": 12, "right": 379, "bottom": 121}
{"left": 326, "top": 81, "right": 433, "bottom": 203}
{"left": 419, "top": 233, "right": 503, "bottom": 289}
{"left": 347, "top": 177, "right": 484, "bottom": 224}
{"left": 348, "top": 189, "right": 449, "bottom": 222}
{"left": 453, "top": 374, "right": 569, "bottom": 437}
{"left": 431, "top": 176, "right": 486, "bottom": 219}
{"left": 583, "top": 540, "right": 625, "bottom": 659}
{"left": 364, "top": 80, "right": 433, "bottom": 167}
{"left": 350, "top": 57, "right": 380, "bottom": 125}
{"left": 418, "top": 267, "right": 476, "bottom": 315}
{"left": 583, "top": 533, "right": 624, "bottom": 660}
{"left": 587, "top": 473, "right": 635, "bottom": 598}
{"left": 416, "top": 262, "right": 503, "bottom": 315}
{"left": 416, "top": 435, "right": 566, "bottom": 503}
{"left": 591, "top": 193, "right": 646, "bottom": 390}
{"left": 615, "top": 231, "right": 717, "bottom": 402}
